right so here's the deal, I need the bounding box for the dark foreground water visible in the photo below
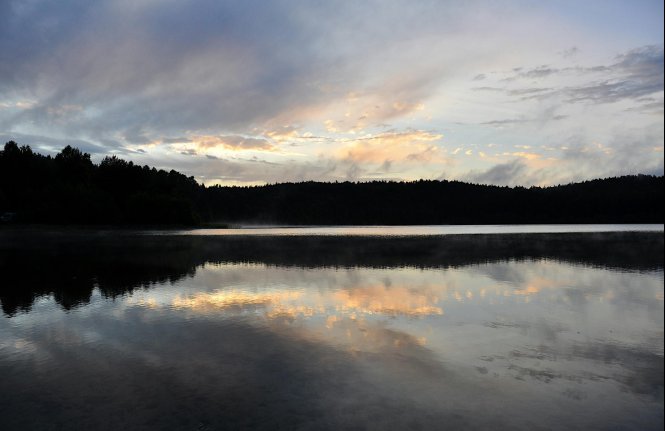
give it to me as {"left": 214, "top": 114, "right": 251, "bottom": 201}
{"left": 0, "top": 229, "right": 663, "bottom": 430}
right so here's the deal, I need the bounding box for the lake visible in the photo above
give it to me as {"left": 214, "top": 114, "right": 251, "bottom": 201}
{"left": 0, "top": 227, "right": 663, "bottom": 430}
{"left": 161, "top": 223, "right": 664, "bottom": 236}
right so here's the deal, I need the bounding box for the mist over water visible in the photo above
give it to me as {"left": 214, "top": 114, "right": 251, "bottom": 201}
{"left": 0, "top": 230, "right": 663, "bottom": 430}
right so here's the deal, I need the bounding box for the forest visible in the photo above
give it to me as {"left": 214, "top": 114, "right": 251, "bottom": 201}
{"left": 1, "top": 141, "right": 663, "bottom": 225}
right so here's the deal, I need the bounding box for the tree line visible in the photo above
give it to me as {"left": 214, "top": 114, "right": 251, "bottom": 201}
{"left": 1, "top": 141, "right": 663, "bottom": 225}
{"left": 0, "top": 141, "right": 203, "bottom": 224}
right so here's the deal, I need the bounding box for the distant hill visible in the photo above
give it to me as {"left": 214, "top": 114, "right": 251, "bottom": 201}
{"left": 1, "top": 141, "right": 663, "bottom": 225}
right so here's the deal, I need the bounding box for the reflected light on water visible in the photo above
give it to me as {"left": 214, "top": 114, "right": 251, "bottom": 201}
{"left": 171, "top": 290, "right": 304, "bottom": 312}
{"left": 0, "top": 233, "right": 662, "bottom": 430}
{"left": 163, "top": 283, "right": 444, "bottom": 319}
{"left": 165, "top": 223, "right": 665, "bottom": 236}
{"left": 114, "top": 261, "right": 664, "bottom": 371}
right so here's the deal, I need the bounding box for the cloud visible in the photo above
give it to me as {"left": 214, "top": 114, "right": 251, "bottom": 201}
{"left": 0, "top": 1, "right": 312, "bottom": 137}
{"left": 518, "top": 65, "right": 560, "bottom": 79}
{"left": 200, "top": 135, "right": 276, "bottom": 151}
{"left": 472, "top": 86, "right": 504, "bottom": 92}
{"left": 480, "top": 118, "right": 529, "bottom": 128}
{"left": 335, "top": 130, "right": 444, "bottom": 164}
{"left": 264, "top": 126, "right": 302, "bottom": 142}
{"left": 462, "top": 159, "right": 536, "bottom": 186}
{"left": 560, "top": 46, "right": 579, "bottom": 58}
{"left": 492, "top": 45, "right": 664, "bottom": 104}
{"left": 135, "top": 151, "right": 369, "bottom": 185}
{"left": 122, "top": 125, "right": 151, "bottom": 144}
{"left": 625, "top": 99, "right": 664, "bottom": 115}
{"left": 0, "top": 132, "right": 108, "bottom": 156}
{"left": 319, "top": 92, "right": 429, "bottom": 134}
{"left": 0, "top": 2, "right": 661, "bottom": 186}
{"left": 506, "top": 87, "right": 553, "bottom": 96}
{"left": 460, "top": 122, "right": 663, "bottom": 186}
{"left": 478, "top": 112, "right": 568, "bottom": 129}
{"left": 166, "top": 135, "right": 277, "bottom": 154}
{"left": 0, "top": 0, "right": 453, "bottom": 143}
{"left": 161, "top": 137, "right": 192, "bottom": 144}
{"left": 556, "top": 126, "right": 665, "bottom": 178}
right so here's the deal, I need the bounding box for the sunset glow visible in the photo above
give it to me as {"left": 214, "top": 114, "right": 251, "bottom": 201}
{"left": 0, "top": 0, "right": 662, "bottom": 185}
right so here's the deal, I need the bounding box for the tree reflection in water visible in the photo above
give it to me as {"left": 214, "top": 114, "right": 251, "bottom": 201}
{"left": 0, "top": 231, "right": 662, "bottom": 430}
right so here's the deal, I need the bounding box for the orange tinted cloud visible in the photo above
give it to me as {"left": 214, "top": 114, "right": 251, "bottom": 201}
{"left": 335, "top": 130, "right": 444, "bottom": 164}
{"left": 325, "top": 95, "right": 427, "bottom": 133}
{"left": 194, "top": 135, "right": 276, "bottom": 151}
{"left": 165, "top": 134, "right": 278, "bottom": 155}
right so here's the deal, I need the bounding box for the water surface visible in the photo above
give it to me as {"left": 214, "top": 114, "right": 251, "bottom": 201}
{"left": 164, "top": 223, "right": 664, "bottom": 236}
{"left": 0, "top": 231, "right": 662, "bottom": 430}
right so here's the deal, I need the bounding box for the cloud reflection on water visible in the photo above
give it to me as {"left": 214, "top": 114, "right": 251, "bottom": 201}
{"left": 117, "top": 261, "right": 664, "bottom": 409}
{"left": 0, "top": 234, "right": 663, "bottom": 430}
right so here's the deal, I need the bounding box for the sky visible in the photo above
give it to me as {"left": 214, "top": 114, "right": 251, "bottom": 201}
{"left": 0, "top": 0, "right": 663, "bottom": 186}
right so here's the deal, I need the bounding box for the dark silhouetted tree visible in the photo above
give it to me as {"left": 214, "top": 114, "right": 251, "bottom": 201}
{"left": 0, "top": 141, "right": 663, "bottom": 225}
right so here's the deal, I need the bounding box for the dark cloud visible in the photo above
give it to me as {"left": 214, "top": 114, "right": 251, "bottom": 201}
{"left": 560, "top": 46, "right": 579, "bottom": 58}
{"left": 0, "top": 0, "right": 453, "bottom": 143}
{"left": 463, "top": 159, "right": 528, "bottom": 185}
{"left": 519, "top": 65, "right": 560, "bottom": 79}
{"left": 122, "top": 125, "right": 151, "bottom": 144}
{"left": 480, "top": 118, "right": 529, "bottom": 127}
{"left": 496, "top": 45, "right": 664, "bottom": 104}
{"left": 162, "top": 137, "right": 192, "bottom": 144}
{"left": 0, "top": 2, "right": 661, "bottom": 185}
{"left": 507, "top": 87, "right": 553, "bottom": 96}
{"left": 0, "top": 2, "right": 307, "bottom": 135}
{"left": 472, "top": 86, "right": 504, "bottom": 92}
{"left": 478, "top": 110, "right": 567, "bottom": 128}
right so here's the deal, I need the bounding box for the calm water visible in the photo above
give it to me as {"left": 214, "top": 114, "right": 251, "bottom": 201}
{"left": 0, "top": 230, "right": 663, "bottom": 430}
{"left": 164, "top": 223, "right": 664, "bottom": 236}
